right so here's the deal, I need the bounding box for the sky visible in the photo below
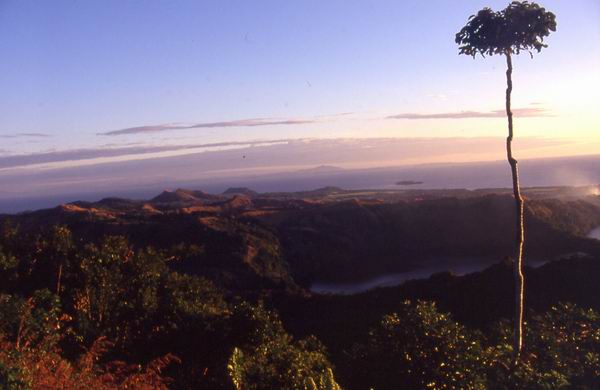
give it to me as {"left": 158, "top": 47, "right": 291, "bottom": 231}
{"left": 0, "top": 0, "right": 599, "bottom": 195}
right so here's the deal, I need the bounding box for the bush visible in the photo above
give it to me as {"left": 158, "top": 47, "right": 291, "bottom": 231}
{"left": 354, "top": 300, "right": 488, "bottom": 389}
{"left": 227, "top": 302, "right": 335, "bottom": 389}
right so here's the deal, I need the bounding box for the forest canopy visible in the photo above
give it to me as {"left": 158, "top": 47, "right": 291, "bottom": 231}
{"left": 0, "top": 223, "right": 598, "bottom": 389}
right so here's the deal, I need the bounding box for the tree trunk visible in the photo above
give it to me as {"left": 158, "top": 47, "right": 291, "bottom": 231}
{"left": 56, "top": 262, "right": 63, "bottom": 295}
{"left": 505, "top": 51, "right": 525, "bottom": 364}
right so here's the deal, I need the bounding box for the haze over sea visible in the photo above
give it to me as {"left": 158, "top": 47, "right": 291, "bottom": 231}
{"left": 1, "top": 153, "right": 598, "bottom": 214}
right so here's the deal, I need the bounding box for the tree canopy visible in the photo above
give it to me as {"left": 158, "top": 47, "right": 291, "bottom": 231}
{"left": 455, "top": 1, "right": 556, "bottom": 57}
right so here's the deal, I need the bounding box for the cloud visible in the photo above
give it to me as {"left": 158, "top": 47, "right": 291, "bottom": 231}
{"left": 0, "top": 132, "right": 51, "bottom": 139}
{"left": 101, "top": 117, "right": 318, "bottom": 136}
{"left": 427, "top": 93, "right": 448, "bottom": 100}
{"left": 0, "top": 137, "right": 583, "bottom": 210}
{"left": 387, "top": 108, "right": 551, "bottom": 120}
{"left": 0, "top": 136, "right": 570, "bottom": 175}
{"left": 0, "top": 139, "right": 297, "bottom": 169}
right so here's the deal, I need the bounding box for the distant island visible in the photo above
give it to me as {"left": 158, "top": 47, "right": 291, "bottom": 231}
{"left": 396, "top": 180, "right": 424, "bottom": 186}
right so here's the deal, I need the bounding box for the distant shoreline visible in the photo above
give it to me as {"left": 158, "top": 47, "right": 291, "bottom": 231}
{"left": 395, "top": 180, "right": 424, "bottom": 186}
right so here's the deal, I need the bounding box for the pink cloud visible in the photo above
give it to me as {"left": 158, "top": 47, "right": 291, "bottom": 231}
{"left": 387, "top": 107, "right": 551, "bottom": 120}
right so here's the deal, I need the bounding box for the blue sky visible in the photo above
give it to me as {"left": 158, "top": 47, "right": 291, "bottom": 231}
{"left": 0, "top": 0, "right": 599, "bottom": 163}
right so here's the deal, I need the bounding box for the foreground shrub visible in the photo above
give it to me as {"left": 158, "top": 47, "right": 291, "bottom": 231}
{"left": 354, "top": 300, "right": 488, "bottom": 389}
{"left": 227, "top": 302, "right": 336, "bottom": 389}
{"left": 0, "top": 290, "right": 178, "bottom": 389}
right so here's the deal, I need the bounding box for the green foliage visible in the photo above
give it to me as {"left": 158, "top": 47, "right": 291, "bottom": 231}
{"left": 0, "top": 228, "right": 229, "bottom": 388}
{"left": 0, "top": 247, "right": 19, "bottom": 291}
{"left": 75, "top": 236, "right": 130, "bottom": 341}
{"left": 352, "top": 300, "right": 600, "bottom": 389}
{"left": 456, "top": 1, "right": 556, "bottom": 57}
{"left": 355, "top": 300, "right": 488, "bottom": 389}
{"left": 227, "top": 302, "right": 334, "bottom": 389}
{"left": 161, "top": 272, "right": 228, "bottom": 328}
{"left": 0, "top": 225, "right": 29, "bottom": 294}
{"left": 0, "top": 289, "right": 62, "bottom": 351}
{"left": 304, "top": 368, "right": 342, "bottom": 390}
{"left": 74, "top": 236, "right": 228, "bottom": 351}
{"left": 227, "top": 347, "right": 245, "bottom": 390}
{"left": 1, "top": 223, "right": 598, "bottom": 388}
{"left": 5, "top": 225, "right": 77, "bottom": 296}
{"left": 486, "top": 303, "right": 600, "bottom": 389}
{"left": 0, "top": 361, "right": 27, "bottom": 390}
{"left": 529, "top": 302, "right": 600, "bottom": 386}
{"left": 0, "top": 220, "right": 19, "bottom": 248}
{"left": 0, "top": 249, "right": 18, "bottom": 272}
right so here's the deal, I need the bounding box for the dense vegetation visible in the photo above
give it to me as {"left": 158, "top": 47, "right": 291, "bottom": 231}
{"left": 0, "top": 222, "right": 342, "bottom": 389}
{"left": 1, "top": 193, "right": 599, "bottom": 388}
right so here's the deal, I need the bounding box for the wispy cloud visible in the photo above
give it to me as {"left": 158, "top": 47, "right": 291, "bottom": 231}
{"left": 0, "top": 132, "right": 51, "bottom": 139}
{"left": 0, "top": 139, "right": 297, "bottom": 169}
{"left": 1, "top": 137, "right": 585, "bottom": 209}
{"left": 101, "top": 117, "right": 319, "bottom": 136}
{"left": 427, "top": 93, "right": 448, "bottom": 100}
{"left": 387, "top": 108, "right": 551, "bottom": 120}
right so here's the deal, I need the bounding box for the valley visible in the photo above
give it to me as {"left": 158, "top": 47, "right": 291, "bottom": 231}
{"left": 3, "top": 185, "right": 600, "bottom": 291}
{"left": 2, "top": 184, "right": 600, "bottom": 388}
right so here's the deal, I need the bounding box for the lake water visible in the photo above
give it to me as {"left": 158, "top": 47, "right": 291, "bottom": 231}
{"left": 310, "top": 257, "right": 547, "bottom": 295}
{"left": 311, "top": 226, "right": 600, "bottom": 295}
{"left": 588, "top": 227, "right": 600, "bottom": 240}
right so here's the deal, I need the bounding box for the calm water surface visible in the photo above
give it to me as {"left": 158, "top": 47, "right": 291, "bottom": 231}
{"left": 313, "top": 227, "right": 600, "bottom": 295}
{"left": 588, "top": 227, "right": 600, "bottom": 240}
{"left": 311, "top": 257, "right": 547, "bottom": 295}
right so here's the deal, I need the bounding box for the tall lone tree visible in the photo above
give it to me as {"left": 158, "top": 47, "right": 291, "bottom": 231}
{"left": 455, "top": 1, "right": 556, "bottom": 363}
